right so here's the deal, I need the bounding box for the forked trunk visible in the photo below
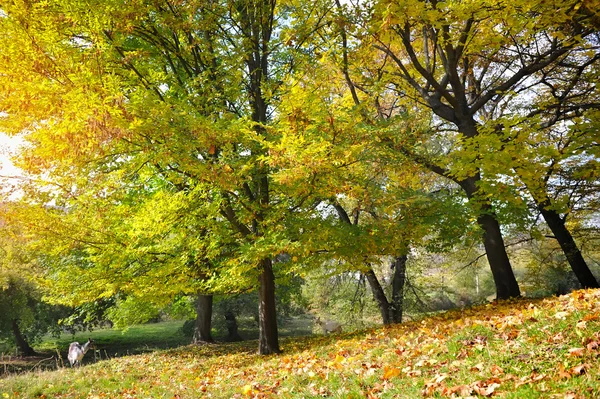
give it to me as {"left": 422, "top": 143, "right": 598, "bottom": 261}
{"left": 193, "top": 294, "right": 214, "bottom": 343}
{"left": 539, "top": 205, "right": 599, "bottom": 288}
{"left": 364, "top": 255, "right": 408, "bottom": 325}
{"left": 258, "top": 258, "right": 280, "bottom": 354}
{"left": 12, "top": 319, "right": 37, "bottom": 357}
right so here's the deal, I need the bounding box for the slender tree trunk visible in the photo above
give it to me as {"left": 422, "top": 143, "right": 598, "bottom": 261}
{"left": 516, "top": 170, "right": 599, "bottom": 289}
{"left": 390, "top": 255, "right": 407, "bottom": 323}
{"left": 538, "top": 205, "right": 599, "bottom": 288}
{"left": 224, "top": 311, "right": 244, "bottom": 342}
{"left": 364, "top": 268, "right": 391, "bottom": 325}
{"left": 258, "top": 258, "right": 280, "bottom": 354}
{"left": 193, "top": 294, "right": 214, "bottom": 343}
{"left": 11, "top": 319, "right": 37, "bottom": 356}
{"left": 364, "top": 255, "right": 408, "bottom": 325}
{"left": 460, "top": 176, "right": 521, "bottom": 299}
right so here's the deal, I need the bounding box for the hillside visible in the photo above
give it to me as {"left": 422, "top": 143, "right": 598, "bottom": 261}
{"left": 2, "top": 290, "right": 600, "bottom": 398}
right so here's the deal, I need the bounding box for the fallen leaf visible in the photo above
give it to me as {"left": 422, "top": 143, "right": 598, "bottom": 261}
{"left": 568, "top": 347, "right": 585, "bottom": 357}
{"left": 470, "top": 363, "right": 484, "bottom": 372}
{"left": 531, "top": 373, "right": 546, "bottom": 382}
{"left": 473, "top": 381, "right": 500, "bottom": 397}
{"left": 382, "top": 366, "right": 401, "bottom": 380}
{"left": 583, "top": 313, "right": 599, "bottom": 321}
{"left": 554, "top": 311, "right": 568, "bottom": 319}
{"left": 242, "top": 385, "right": 253, "bottom": 396}
{"left": 571, "top": 364, "right": 587, "bottom": 375}
{"left": 585, "top": 340, "right": 599, "bottom": 351}
{"left": 444, "top": 384, "right": 473, "bottom": 397}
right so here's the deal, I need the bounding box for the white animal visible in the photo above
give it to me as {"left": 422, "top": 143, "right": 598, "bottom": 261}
{"left": 68, "top": 338, "right": 94, "bottom": 367}
{"left": 315, "top": 317, "right": 342, "bottom": 334}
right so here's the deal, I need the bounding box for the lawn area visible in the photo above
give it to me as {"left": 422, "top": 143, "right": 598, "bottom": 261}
{"left": 0, "top": 320, "right": 190, "bottom": 375}
{"left": 0, "top": 316, "right": 315, "bottom": 375}
{"left": 1, "top": 290, "right": 600, "bottom": 398}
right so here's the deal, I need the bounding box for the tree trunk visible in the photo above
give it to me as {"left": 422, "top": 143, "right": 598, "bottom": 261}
{"left": 477, "top": 213, "right": 521, "bottom": 299}
{"left": 539, "top": 205, "right": 599, "bottom": 288}
{"left": 460, "top": 176, "right": 521, "bottom": 299}
{"left": 258, "top": 258, "right": 280, "bottom": 354}
{"left": 390, "top": 255, "right": 407, "bottom": 323}
{"left": 224, "top": 311, "right": 244, "bottom": 342}
{"left": 193, "top": 294, "right": 214, "bottom": 343}
{"left": 11, "top": 319, "right": 37, "bottom": 357}
{"left": 364, "top": 268, "right": 391, "bottom": 325}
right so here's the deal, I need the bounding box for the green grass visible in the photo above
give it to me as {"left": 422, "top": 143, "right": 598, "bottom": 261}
{"left": 2, "top": 290, "right": 600, "bottom": 398}
{"left": 38, "top": 320, "right": 189, "bottom": 358}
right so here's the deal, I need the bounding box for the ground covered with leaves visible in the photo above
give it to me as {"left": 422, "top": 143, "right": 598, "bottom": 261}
{"left": 2, "top": 289, "right": 600, "bottom": 398}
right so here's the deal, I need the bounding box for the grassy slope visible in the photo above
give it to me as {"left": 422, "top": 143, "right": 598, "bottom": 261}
{"left": 1, "top": 289, "right": 600, "bottom": 398}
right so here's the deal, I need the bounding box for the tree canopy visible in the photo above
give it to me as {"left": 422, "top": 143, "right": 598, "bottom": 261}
{"left": 0, "top": 0, "right": 598, "bottom": 354}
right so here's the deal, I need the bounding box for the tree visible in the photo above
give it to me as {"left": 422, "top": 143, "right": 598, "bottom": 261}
{"left": 0, "top": 218, "right": 72, "bottom": 356}
{"left": 270, "top": 50, "right": 474, "bottom": 324}
{"left": 0, "top": 0, "right": 334, "bottom": 355}
{"left": 334, "top": 0, "right": 600, "bottom": 298}
{"left": 0, "top": 274, "right": 38, "bottom": 356}
{"left": 506, "top": 47, "right": 600, "bottom": 288}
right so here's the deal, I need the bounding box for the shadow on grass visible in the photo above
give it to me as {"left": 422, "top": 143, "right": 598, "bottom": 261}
{"left": 0, "top": 315, "right": 320, "bottom": 377}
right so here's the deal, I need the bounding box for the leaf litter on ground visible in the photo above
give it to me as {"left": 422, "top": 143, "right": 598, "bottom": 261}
{"left": 1, "top": 289, "right": 600, "bottom": 398}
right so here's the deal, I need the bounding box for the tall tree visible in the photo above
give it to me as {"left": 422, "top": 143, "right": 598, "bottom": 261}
{"left": 334, "top": 0, "right": 600, "bottom": 298}
{"left": 270, "top": 54, "right": 472, "bottom": 324}
{"left": 0, "top": 0, "right": 334, "bottom": 354}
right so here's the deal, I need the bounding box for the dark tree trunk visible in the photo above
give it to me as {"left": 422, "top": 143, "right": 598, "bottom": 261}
{"left": 539, "top": 205, "right": 599, "bottom": 288}
{"left": 364, "top": 255, "right": 408, "bottom": 325}
{"left": 477, "top": 213, "right": 521, "bottom": 299}
{"left": 258, "top": 258, "right": 280, "bottom": 354}
{"left": 193, "top": 294, "right": 214, "bottom": 343}
{"left": 12, "top": 319, "right": 37, "bottom": 356}
{"left": 460, "top": 176, "right": 521, "bottom": 299}
{"left": 364, "top": 268, "right": 391, "bottom": 325}
{"left": 390, "top": 255, "right": 407, "bottom": 323}
{"left": 224, "top": 311, "right": 244, "bottom": 342}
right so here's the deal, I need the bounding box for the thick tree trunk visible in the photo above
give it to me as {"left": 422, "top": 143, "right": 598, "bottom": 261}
{"left": 364, "top": 268, "right": 392, "bottom": 325}
{"left": 390, "top": 255, "right": 407, "bottom": 323}
{"left": 539, "top": 205, "right": 599, "bottom": 288}
{"left": 460, "top": 176, "right": 521, "bottom": 299}
{"left": 193, "top": 294, "right": 214, "bottom": 344}
{"left": 258, "top": 258, "right": 280, "bottom": 354}
{"left": 478, "top": 213, "right": 521, "bottom": 299}
{"left": 11, "top": 319, "right": 37, "bottom": 356}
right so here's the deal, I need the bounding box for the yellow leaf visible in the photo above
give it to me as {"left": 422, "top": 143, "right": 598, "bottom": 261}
{"left": 242, "top": 385, "right": 253, "bottom": 396}
{"left": 382, "top": 366, "right": 401, "bottom": 380}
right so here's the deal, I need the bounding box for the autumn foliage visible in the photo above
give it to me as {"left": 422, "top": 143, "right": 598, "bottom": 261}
{"left": 2, "top": 289, "right": 600, "bottom": 398}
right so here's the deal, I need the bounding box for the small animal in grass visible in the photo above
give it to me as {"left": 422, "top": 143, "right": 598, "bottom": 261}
{"left": 67, "top": 338, "right": 94, "bottom": 367}
{"left": 315, "top": 317, "right": 343, "bottom": 334}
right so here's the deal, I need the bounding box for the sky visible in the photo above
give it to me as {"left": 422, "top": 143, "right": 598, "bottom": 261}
{"left": 0, "top": 132, "right": 22, "bottom": 177}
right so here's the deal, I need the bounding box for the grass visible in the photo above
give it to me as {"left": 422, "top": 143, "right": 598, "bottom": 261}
{"left": 39, "top": 320, "right": 190, "bottom": 355}
{"left": 1, "top": 290, "right": 600, "bottom": 398}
